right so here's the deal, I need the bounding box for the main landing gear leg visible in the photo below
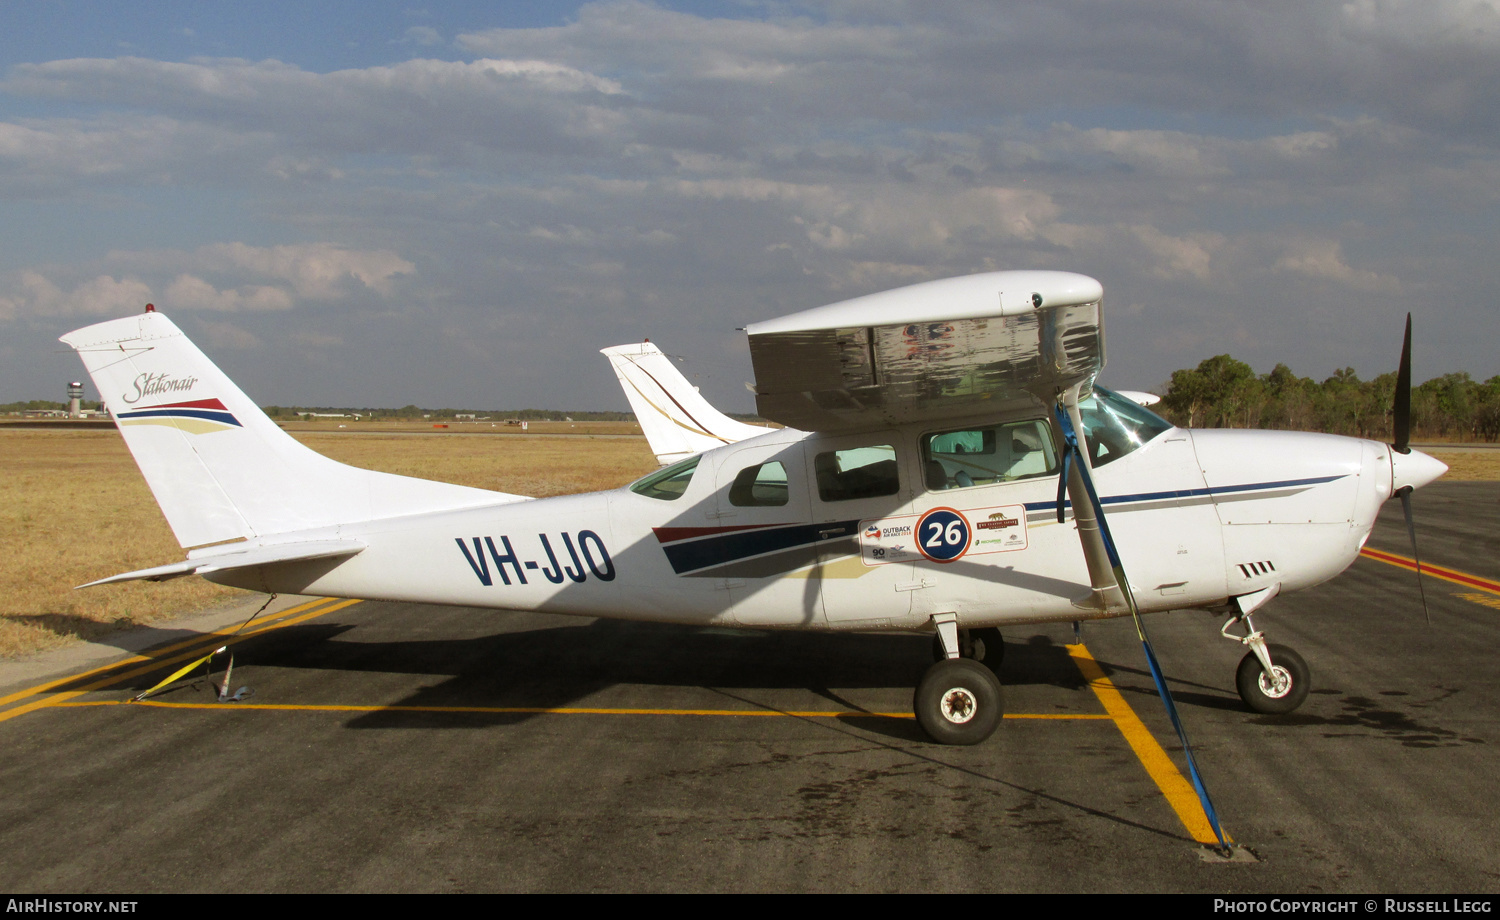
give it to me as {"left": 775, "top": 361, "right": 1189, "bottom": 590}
{"left": 916, "top": 614, "right": 1004, "bottom": 745}
{"left": 1222, "top": 586, "right": 1309, "bottom": 715}
{"left": 929, "top": 622, "right": 1005, "bottom": 673}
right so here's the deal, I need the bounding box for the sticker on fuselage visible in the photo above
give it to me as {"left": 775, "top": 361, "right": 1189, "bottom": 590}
{"left": 859, "top": 503, "right": 1027, "bottom": 566}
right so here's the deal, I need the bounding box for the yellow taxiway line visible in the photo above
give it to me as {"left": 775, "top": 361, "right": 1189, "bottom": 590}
{"left": 1361, "top": 547, "right": 1500, "bottom": 596}
{"left": 0, "top": 597, "right": 360, "bottom": 723}
{"left": 49, "top": 699, "right": 1114, "bottom": 720}
{"left": 1068, "top": 642, "right": 1229, "bottom": 846}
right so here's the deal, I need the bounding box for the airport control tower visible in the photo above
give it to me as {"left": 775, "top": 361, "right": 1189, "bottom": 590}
{"left": 67, "top": 381, "right": 84, "bottom": 418}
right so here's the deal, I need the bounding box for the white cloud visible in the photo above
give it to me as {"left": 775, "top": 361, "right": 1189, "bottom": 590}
{"left": 164, "top": 275, "right": 295, "bottom": 312}
{"left": 1129, "top": 226, "right": 1223, "bottom": 280}
{"left": 0, "top": 243, "right": 414, "bottom": 322}
{"left": 12, "top": 271, "right": 154, "bottom": 318}
{"left": 185, "top": 243, "right": 416, "bottom": 298}
{"left": 1274, "top": 238, "right": 1397, "bottom": 292}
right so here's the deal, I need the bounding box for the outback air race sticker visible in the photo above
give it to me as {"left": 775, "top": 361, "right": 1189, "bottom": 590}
{"left": 860, "top": 504, "right": 1028, "bottom": 566}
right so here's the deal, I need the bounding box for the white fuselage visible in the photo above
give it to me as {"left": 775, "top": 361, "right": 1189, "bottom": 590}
{"left": 210, "top": 418, "right": 1399, "bottom": 634}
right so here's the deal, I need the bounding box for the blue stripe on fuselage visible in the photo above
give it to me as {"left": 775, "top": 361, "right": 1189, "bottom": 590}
{"left": 661, "top": 519, "right": 861, "bottom": 575}
{"left": 1023, "top": 474, "right": 1346, "bottom": 514}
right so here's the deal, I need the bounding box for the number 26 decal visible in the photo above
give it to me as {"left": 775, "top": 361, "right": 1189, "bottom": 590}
{"left": 915, "top": 507, "right": 971, "bottom": 563}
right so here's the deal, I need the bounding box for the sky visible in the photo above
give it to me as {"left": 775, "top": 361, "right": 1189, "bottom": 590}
{"left": 2, "top": 0, "right": 1497, "bottom": 413}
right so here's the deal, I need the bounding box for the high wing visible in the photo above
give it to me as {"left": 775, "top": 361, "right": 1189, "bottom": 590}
{"left": 600, "top": 341, "right": 769, "bottom": 465}
{"left": 747, "top": 270, "right": 1128, "bottom": 613}
{"left": 745, "top": 270, "right": 1105, "bottom": 432}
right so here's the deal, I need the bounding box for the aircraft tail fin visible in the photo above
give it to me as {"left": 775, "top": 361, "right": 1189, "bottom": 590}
{"left": 601, "top": 341, "right": 768, "bottom": 465}
{"left": 61, "top": 310, "right": 524, "bottom": 550}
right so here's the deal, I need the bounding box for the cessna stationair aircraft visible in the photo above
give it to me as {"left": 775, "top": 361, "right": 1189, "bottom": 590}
{"left": 64, "top": 270, "right": 1446, "bottom": 749}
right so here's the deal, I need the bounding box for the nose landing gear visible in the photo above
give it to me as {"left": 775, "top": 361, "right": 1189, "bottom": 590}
{"left": 1223, "top": 587, "right": 1309, "bottom": 714}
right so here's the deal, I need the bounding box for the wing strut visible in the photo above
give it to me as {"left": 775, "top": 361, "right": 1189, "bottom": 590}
{"left": 1054, "top": 390, "right": 1230, "bottom": 853}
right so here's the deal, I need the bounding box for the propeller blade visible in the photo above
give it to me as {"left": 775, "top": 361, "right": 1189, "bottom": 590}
{"left": 1393, "top": 313, "right": 1412, "bottom": 454}
{"left": 1053, "top": 399, "right": 1230, "bottom": 852}
{"left": 1398, "top": 486, "right": 1432, "bottom": 625}
{"left": 1391, "top": 315, "right": 1432, "bottom": 625}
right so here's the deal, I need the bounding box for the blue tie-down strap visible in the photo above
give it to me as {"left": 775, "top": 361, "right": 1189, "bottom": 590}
{"left": 1054, "top": 401, "right": 1230, "bottom": 851}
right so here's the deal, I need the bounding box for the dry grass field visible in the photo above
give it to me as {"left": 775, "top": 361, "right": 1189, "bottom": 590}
{"left": 0, "top": 425, "right": 656, "bottom": 659}
{"left": 2, "top": 422, "right": 1495, "bottom": 660}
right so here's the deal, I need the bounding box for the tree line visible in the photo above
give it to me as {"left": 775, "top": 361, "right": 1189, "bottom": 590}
{"left": 1155, "top": 355, "right": 1500, "bottom": 442}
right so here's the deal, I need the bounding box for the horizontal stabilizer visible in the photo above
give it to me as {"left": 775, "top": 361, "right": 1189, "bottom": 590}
{"left": 77, "top": 539, "right": 366, "bottom": 588}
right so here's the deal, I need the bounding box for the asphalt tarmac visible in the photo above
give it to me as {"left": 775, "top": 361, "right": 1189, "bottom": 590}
{"left": 1, "top": 481, "right": 1496, "bottom": 893}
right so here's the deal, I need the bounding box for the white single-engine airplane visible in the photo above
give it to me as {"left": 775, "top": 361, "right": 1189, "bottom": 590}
{"left": 64, "top": 270, "right": 1446, "bottom": 750}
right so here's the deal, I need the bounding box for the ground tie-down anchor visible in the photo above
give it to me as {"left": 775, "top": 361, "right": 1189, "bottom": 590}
{"left": 215, "top": 651, "right": 252, "bottom": 703}
{"left": 130, "top": 594, "right": 276, "bottom": 703}
{"left": 1199, "top": 844, "right": 1259, "bottom": 864}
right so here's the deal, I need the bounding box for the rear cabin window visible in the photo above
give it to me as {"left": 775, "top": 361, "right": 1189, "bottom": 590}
{"left": 630, "top": 455, "right": 699, "bottom": 500}
{"left": 729, "top": 460, "right": 789, "bottom": 507}
{"left": 814, "top": 445, "right": 899, "bottom": 502}
{"left": 923, "top": 419, "right": 1058, "bottom": 491}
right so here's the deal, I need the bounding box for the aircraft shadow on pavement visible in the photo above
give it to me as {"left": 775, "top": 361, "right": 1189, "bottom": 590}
{"left": 104, "top": 614, "right": 1097, "bottom": 737}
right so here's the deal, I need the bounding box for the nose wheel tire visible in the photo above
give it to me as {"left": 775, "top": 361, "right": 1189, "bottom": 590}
{"left": 930, "top": 627, "right": 1005, "bottom": 672}
{"left": 914, "top": 658, "right": 1004, "bottom": 745}
{"left": 1235, "top": 643, "right": 1309, "bottom": 714}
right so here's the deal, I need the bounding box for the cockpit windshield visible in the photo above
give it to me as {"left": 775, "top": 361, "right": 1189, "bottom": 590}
{"left": 1078, "top": 386, "right": 1173, "bottom": 467}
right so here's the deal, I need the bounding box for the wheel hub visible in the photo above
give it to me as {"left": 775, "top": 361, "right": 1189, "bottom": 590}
{"left": 1257, "top": 666, "right": 1292, "bottom": 699}
{"left": 940, "top": 687, "right": 978, "bottom": 723}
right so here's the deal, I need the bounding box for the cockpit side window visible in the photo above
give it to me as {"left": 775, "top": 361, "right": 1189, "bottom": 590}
{"left": 922, "top": 419, "right": 1057, "bottom": 491}
{"left": 629, "top": 455, "right": 700, "bottom": 500}
{"left": 1079, "top": 386, "right": 1173, "bottom": 467}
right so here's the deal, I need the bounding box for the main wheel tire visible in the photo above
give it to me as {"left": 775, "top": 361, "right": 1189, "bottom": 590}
{"left": 914, "top": 658, "right": 1004, "bottom": 745}
{"left": 1236, "top": 644, "right": 1310, "bottom": 714}
{"left": 930, "top": 627, "right": 1006, "bottom": 671}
